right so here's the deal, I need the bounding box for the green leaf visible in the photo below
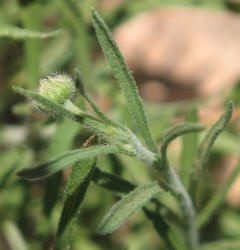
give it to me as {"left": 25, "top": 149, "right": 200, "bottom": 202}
{"left": 13, "top": 87, "right": 129, "bottom": 141}
{"left": 92, "top": 9, "right": 158, "bottom": 154}
{"left": 17, "top": 145, "right": 120, "bottom": 180}
{"left": 191, "top": 101, "right": 234, "bottom": 200}
{"left": 13, "top": 87, "right": 86, "bottom": 122}
{"left": 96, "top": 181, "right": 162, "bottom": 235}
{"left": 159, "top": 122, "right": 204, "bottom": 249}
{"left": 143, "top": 207, "right": 187, "bottom": 250}
{"left": 55, "top": 158, "right": 96, "bottom": 250}
{"left": 92, "top": 168, "right": 186, "bottom": 249}
{"left": 0, "top": 24, "right": 61, "bottom": 40}
{"left": 180, "top": 108, "right": 199, "bottom": 188}
{"left": 74, "top": 69, "right": 123, "bottom": 129}
{"left": 197, "top": 160, "right": 240, "bottom": 229}
{"left": 43, "top": 119, "right": 80, "bottom": 217}
{"left": 92, "top": 168, "right": 135, "bottom": 195}
{"left": 160, "top": 122, "right": 205, "bottom": 170}
{"left": 195, "top": 101, "right": 234, "bottom": 173}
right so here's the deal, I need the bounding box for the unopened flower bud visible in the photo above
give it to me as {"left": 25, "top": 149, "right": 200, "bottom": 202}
{"left": 37, "top": 74, "right": 78, "bottom": 115}
{"left": 39, "top": 74, "right": 75, "bottom": 104}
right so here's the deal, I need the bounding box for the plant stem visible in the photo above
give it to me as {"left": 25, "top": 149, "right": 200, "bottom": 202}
{"left": 163, "top": 167, "right": 199, "bottom": 250}
{"left": 131, "top": 136, "right": 199, "bottom": 249}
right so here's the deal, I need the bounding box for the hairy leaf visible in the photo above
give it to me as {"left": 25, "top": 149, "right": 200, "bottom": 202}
{"left": 55, "top": 158, "right": 96, "bottom": 249}
{"left": 75, "top": 69, "right": 123, "bottom": 129}
{"left": 13, "top": 87, "right": 86, "bottom": 122}
{"left": 160, "top": 123, "right": 205, "bottom": 170}
{"left": 17, "top": 145, "right": 120, "bottom": 180}
{"left": 92, "top": 9, "right": 158, "bottom": 153}
{"left": 191, "top": 101, "right": 234, "bottom": 200}
{"left": 0, "top": 25, "right": 61, "bottom": 40}
{"left": 195, "top": 101, "right": 233, "bottom": 173}
{"left": 96, "top": 181, "right": 162, "bottom": 235}
{"left": 92, "top": 168, "right": 185, "bottom": 249}
{"left": 13, "top": 87, "right": 135, "bottom": 147}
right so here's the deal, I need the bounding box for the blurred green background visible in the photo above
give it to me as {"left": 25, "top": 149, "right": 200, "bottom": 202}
{"left": 1, "top": 0, "right": 240, "bottom": 249}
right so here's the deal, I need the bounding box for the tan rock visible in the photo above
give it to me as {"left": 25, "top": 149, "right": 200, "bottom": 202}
{"left": 114, "top": 8, "right": 240, "bottom": 99}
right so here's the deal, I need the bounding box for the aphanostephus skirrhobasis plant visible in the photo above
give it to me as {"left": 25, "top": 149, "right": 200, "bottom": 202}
{"left": 14, "top": 9, "right": 235, "bottom": 250}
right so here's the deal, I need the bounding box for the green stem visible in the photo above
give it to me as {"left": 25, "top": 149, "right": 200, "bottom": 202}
{"left": 64, "top": 99, "right": 87, "bottom": 116}
{"left": 164, "top": 167, "right": 199, "bottom": 250}
{"left": 128, "top": 131, "right": 199, "bottom": 249}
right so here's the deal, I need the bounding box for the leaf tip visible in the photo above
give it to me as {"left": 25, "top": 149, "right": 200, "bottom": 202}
{"left": 226, "top": 100, "right": 234, "bottom": 112}
{"left": 16, "top": 168, "right": 27, "bottom": 178}
{"left": 91, "top": 7, "right": 97, "bottom": 14}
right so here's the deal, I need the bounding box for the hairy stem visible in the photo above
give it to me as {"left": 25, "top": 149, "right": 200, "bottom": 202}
{"left": 132, "top": 138, "right": 199, "bottom": 249}
{"left": 163, "top": 167, "right": 199, "bottom": 250}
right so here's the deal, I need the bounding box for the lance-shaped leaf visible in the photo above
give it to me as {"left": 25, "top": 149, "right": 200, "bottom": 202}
{"left": 92, "top": 168, "right": 135, "bottom": 195}
{"left": 17, "top": 145, "right": 120, "bottom": 180}
{"left": 96, "top": 181, "right": 162, "bottom": 235}
{"left": 54, "top": 158, "right": 96, "bottom": 250}
{"left": 92, "top": 168, "right": 185, "bottom": 249}
{"left": 160, "top": 123, "right": 206, "bottom": 170}
{"left": 13, "top": 87, "right": 129, "bottom": 141}
{"left": 92, "top": 9, "right": 158, "bottom": 154}
{"left": 13, "top": 87, "right": 87, "bottom": 122}
{"left": 74, "top": 69, "right": 124, "bottom": 129}
{"left": 0, "top": 24, "right": 61, "bottom": 40}
{"left": 191, "top": 101, "right": 234, "bottom": 200}
{"left": 195, "top": 100, "right": 233, "bottom": 173}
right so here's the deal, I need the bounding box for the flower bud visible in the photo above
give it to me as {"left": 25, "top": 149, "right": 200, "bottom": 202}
{"left": 39, "top": 74, "right": 75, "bottom": 104}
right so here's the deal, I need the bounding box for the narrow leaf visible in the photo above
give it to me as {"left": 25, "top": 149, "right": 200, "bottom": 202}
{"left": 92, "top": 9, "right": 158, "bottom": 153}
{"left": 92, "top": 168, "right": 135, "bottom": 195}
{"left": 197, "top": 160, "right": 240, "bottom": 229}
{"left": 92, "top": 168, "right": 186, "bottom": 249}
{"left": 159, "top": 122, "right": 204, "bottom": 249}
{"left": 180, "top": 108, "right": 199, "bottom": 188}
{"left": 0, "top": 24, "right": 61, "bottom": 40}
{"left": 17, "top": 145, "right": 120, "bottom": 180}
{"left": 75, "top": 69, "right": 123, "bottom": 129}
{"left": 143, "top": 207, "right": 188, "bottom": 250}
{"left": 96, "top": 181, "right": 162, "bottom": 235}
{"left": 43, "top": 119, "right": 80, "bottom": 217}
{"left": 13, "top": 87, "right": 86, "bottom": 122}
{"left": 160, "top": 123, "right": 205, "bottom": 170}
{"left": 195, "top": 100, "right": 234, "bottom": 173}
{"left": 191, "top": 101, "right": 234, "bottom": 199}
{"left": 13, "top": 87, "right": 127, "bottom": 140}
{"left": 55, "top": 158, "right": 96, "bottom": 249}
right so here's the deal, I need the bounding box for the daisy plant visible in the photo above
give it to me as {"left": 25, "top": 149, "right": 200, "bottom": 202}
{"left": 13, "top": 9, "right": 234, "bottom": 250}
